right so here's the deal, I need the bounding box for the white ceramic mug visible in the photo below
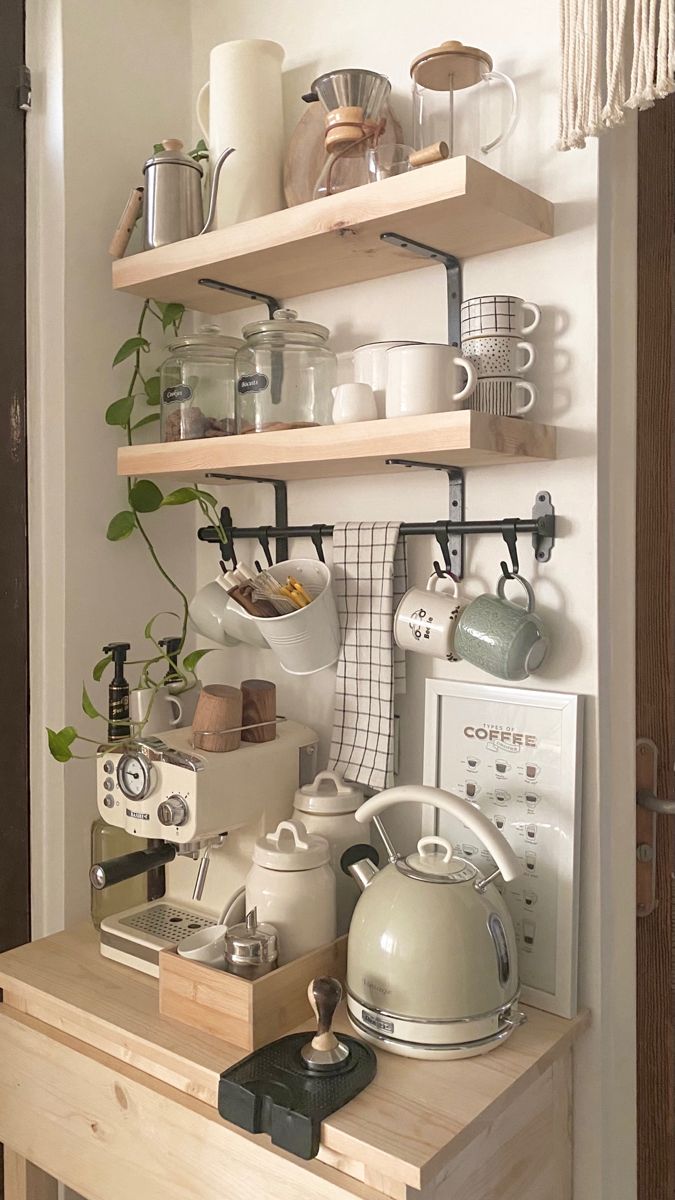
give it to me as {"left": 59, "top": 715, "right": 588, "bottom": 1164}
{"left": 195, "top": 40, "right": 284, "bottom": 228}
{"left": 176, "top": 925, "right": 227, "bottom": 967}
{"left": 394, "top": 573, "right": 467, "bottom": 661}
{"left": 462, "top": 335, "right": 535, "bottom": 378}
{"left": 129, "top": 686, "right": 182, "bottom": 735}
{"left": 331, "top": 382, "right": 378, "bottom": 423}
{"left": 471, "top": 377, "right": 537, "bottom": 417}
{"left": 385, "top": 344, "right": 477, "bottom": 417}
{"left": 189, "top": 578, "right": 270, "bottom": 649}
{"left": 460, "top": 295, "right": 541, "bottom": 339}
{"left": 352, "top": 341, "right": 419, "bottom": 419}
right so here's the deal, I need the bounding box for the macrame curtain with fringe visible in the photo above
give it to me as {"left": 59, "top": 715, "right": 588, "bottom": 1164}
{"left": 559, "top": 0, "right": 675, "bottom": 149}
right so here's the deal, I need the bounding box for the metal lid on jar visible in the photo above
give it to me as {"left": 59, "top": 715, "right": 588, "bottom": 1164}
{"left": 143, "top": 138, "right": 204, "bottom": 175}
{"left": 167, "top": 324, "right": 244, "bottom": 354}
{"left": 224, "top": 908, "right": 278, "bottom": 966}
{"left": 242, "top": 308, "right": 330, "bottom": 343}
{"left": 294, "top": 770, "right": 364, "bottom": 816}
{"left": 253, "top": 818, "right": 331, "bottom": 870}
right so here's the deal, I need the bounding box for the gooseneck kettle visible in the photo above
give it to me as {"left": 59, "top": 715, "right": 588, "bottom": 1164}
{"left": 342, "top": 785, "right": 523, "bottom": 1060}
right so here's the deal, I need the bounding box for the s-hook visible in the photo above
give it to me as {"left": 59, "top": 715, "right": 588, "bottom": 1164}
{"left": 310, "top": 527, "right": 326, "bottom": 563}
{"left": 500, "top": 520, "right": 520, "bottom": 580}
{"left": 434, "top": 526, "right": 454, "bottom": 579}
{"left": 258, "top": 530, "right": 273, "bottom": 568}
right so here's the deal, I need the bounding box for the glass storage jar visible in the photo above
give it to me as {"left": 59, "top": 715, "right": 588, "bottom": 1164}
{"left": 160, "top": 325, "right": 243, "bottom": 442}
{"left": 235, "top": 309, "right": 336, "bottom": 433}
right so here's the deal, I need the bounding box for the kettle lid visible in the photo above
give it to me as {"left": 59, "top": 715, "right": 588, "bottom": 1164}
{"left": 403, "top": 836, "right": 477, "bottom": 882}
{"left": 253, "top": 818, "right": 331, "bottom": 871}
{"left": 143, "top": 138, "right": 203, "bottom": 175}
{"left": 294, "top": 769, "right": 364, "bottom": 815}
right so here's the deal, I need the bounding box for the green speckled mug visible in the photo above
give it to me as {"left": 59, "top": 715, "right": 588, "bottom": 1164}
{"left": 454, "top": 575, "right": 549, "bottom": 680}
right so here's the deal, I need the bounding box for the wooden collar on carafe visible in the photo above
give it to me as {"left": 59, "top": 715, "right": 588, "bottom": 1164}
{"left": 323, "top": 106, "right": 385, "bottom": 151}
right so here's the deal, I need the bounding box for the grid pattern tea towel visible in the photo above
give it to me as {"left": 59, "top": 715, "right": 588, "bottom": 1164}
{"left": 327, "top": 522, "right": 407, "bottom": 790}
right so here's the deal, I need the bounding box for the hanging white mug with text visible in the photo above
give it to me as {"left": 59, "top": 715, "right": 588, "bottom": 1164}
{"left": 394, "top": 573, "right": 467, "bottom": 661}
{"left": 385, "top": 344, "right": 477, "bottom": 417}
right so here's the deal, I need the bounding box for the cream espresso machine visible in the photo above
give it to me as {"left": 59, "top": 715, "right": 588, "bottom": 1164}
{"left": 91, "top": 722, "right": 318, "bottom": 975}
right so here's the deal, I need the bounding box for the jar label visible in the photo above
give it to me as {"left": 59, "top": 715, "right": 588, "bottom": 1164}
{"left": 162, "top": 385, "right": 192, "bottom": 404}
{"left": 238, "top": 373, "right": 269, "bottom": 395}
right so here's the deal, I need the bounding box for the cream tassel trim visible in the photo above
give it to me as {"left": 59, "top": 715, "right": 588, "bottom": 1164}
{"left": 559, "top": 0, "right": 675, "bottom": 150}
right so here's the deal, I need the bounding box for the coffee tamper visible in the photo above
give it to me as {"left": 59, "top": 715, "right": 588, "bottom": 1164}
{"left": 300, "top": 976, "right": 350, "bottom": 1071}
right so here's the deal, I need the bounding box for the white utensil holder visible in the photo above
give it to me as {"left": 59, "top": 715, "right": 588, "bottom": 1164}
{"left": 240, "top": 559, "right": 341, "bottom": 675}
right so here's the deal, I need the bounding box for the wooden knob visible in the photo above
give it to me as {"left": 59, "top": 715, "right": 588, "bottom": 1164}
{"left": 161, "top": 138, "right": 184, "bottom": 152}
{"left": 192, "top": 684, "right": 242, "bottom": 753}
{"left": 308, "top": 976, "right": 342, "bottom": 1051}
{"left": 241, "top": 679, "right": 276, "bottom": 743}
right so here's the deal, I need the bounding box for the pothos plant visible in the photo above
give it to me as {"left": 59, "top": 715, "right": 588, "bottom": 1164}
{"left": 47, "top": 292, "right": 228, "bottom": 763}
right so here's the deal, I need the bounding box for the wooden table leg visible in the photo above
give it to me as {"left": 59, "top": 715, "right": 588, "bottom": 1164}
{"left": 3, "top": 1150, "right": 58, "bottom": 1200}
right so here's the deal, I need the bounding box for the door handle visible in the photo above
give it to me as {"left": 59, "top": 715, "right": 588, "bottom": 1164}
{"left": 635, "top": 738, "right": 674, "bottom": 917}
{"left": 637, "top": 789, "right": 675, "bottom": 815}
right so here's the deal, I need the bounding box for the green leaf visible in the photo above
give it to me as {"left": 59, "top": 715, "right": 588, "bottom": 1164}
{"left": 92, "top": 653, "right": 112, "bottom": 682}
{"left": 106, "top": 510, "right": 136, "bottom": 541}
{"left": 183, "top": 649, "right": 211, "bottom": 673}
{"left": 105, "top": 395, "right": 135, "bottom": 427}
{"left": 112, "top": 336, "right": 149, "bottom": 367}
{"left": 81, "top": 683, "right": 101, "bottom": 720}
{"left": 47, "top": 725, "right": 77, "bottom": 763}
{"left": 144, "top": 610, "right": 180, "bottom": 642}
{"left": 193, "top": 486, "right": 218, "bottom": 507}
{"left": 129, "top": 479, "right": 163, "bottom": 513}
{"left": 162, "top": 486, "right": 199, "bottom": 506}
{"left": 160, "top": 303, "right": 185, "bottom": 332}
{"left": 153, "top": 143, "right": 165, "bottom": 154}
{"left": 144, "top": 375, "right": 160, "bottom": 406}
{"left": 131, "top": 413, "right": 160, "bottom": 431}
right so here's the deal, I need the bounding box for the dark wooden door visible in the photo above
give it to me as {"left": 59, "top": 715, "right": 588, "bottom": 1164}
{"left": 635, "top": 92, "right": 675, "bottom": 1200}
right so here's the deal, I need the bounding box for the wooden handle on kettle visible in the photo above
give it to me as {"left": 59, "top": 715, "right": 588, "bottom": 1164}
{"left": 108, "top": 186, "right": 144, "bottom": 258}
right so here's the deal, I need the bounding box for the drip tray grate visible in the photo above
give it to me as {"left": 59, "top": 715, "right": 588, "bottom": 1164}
{"left": 119, "top": 903, "right": 216, "bottom": 944}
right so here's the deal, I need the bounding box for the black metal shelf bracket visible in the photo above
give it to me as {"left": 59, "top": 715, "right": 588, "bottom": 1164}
{"left": 380, "top": 232, "right": 462, "bottom": 347}
{"left": 201, "top": 474, "right": 289, "bottom": 564}
{"left": 385, "top": 458, "right": 465, "bottom": 577}
{"left": 198, "top": 278, "right": 282, "bottom": 319}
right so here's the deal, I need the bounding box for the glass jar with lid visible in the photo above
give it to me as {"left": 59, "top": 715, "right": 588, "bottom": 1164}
{"left": 235, "top": 309, "right": 336, "bottom": 434}
{"left": 160, "top": 325, "right": 243, "bottom": 442}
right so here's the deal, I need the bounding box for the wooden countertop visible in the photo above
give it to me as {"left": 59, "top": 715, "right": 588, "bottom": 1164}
{"left": 0, "top": 925, "right": 588, "bottom": 1193}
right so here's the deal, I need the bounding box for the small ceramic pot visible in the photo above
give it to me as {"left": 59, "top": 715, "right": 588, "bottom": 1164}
{"left": 454, "top": 575, "right": 548, "bottom": 680}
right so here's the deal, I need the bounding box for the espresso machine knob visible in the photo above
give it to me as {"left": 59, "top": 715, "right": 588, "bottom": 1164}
{"left": 158, "top": 795, "right": 189, "bottom": 827}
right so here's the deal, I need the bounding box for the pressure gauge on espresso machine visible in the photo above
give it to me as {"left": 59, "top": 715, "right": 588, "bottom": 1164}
{"left": 116, "top": 751, "right": 154, "bottom": 801}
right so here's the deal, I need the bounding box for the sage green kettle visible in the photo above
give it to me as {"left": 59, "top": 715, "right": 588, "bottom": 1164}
{"left": 342, "top": 784, "right": 523, "bottom": 1060}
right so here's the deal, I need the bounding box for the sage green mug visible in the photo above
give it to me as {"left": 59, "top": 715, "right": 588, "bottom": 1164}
{"left": 454, "top": 575, "right": 549, "bottom": 680}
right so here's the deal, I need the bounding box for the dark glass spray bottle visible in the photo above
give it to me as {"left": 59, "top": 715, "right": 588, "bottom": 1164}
{"left": 102, "top": 642, "right": 131, "bottom": 741}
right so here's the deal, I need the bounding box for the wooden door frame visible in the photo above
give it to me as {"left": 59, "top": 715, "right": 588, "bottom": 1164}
{"left": 635, "top": 92, "right": 675, "bottom": 1200}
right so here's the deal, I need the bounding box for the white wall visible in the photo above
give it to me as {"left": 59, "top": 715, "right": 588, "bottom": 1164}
{"left": 27, "top": 0, "right": 195, "bottom": 931}
{"left": 189, "top": 4, "right": 636, "bottom": 1199}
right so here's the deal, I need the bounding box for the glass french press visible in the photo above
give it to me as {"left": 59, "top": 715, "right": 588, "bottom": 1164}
{"left": 410, "top": 40, "right": 518, "bottom": 159}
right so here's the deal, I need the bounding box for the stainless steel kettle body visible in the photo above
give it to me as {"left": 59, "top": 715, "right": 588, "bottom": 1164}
{"left": 343, "top": 784, "right": 523, "bottom": 1060}
{"left": 142, "top": 139, "right": 234, "bottom": 250}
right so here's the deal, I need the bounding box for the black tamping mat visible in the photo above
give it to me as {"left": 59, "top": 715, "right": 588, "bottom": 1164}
{"left": 218, "top": 1032, "right": 377, "bottom": 1159}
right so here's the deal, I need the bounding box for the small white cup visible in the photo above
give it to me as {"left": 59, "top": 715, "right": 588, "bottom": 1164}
{"left": 385, "top": 344, "right": 477, "bottom": 417}
{"left": 394, "top": 573, "right": 467, "bottom": 661}
{"left": 353, "top": 340, "right": 419, "bottom": 418}
{"left": 129, "top": 687, "right": 182, "bottom": 734}
{"left": 331, "top": 382, "right": 378, "bottom": 424}
{"left": 189, "top": 578, "right": 270, "bottom": 649}
{"left": 176, "top": 924, "right": 227, "bottom": 967}
{"left": 462, "top": 335, "right": 536, "bottom": 378}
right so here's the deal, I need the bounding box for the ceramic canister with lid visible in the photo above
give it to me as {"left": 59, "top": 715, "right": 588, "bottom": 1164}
{"left": 160, "top": 326, "right": 243, "bottom": 441}
{"left": 293, "top": 770, "right": 369, "bottom": 935}
{"left": 235, "top": 309, "right": 336, "bottom": 434}
{"left": 245, "top": 818, "right": 337, "bottom": 965}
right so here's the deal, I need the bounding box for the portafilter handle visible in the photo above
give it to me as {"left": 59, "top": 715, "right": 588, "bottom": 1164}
{"left": 90, "top": 844, "right": 176, "bottom": 890}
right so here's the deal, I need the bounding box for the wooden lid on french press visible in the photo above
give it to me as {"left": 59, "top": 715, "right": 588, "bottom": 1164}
{"left": 410, "top": 40, "right": 493, "bottom": 91}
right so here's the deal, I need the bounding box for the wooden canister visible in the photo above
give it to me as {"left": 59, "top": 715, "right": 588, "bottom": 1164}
{"left": 192, "top": 684, "right": 242, "bottom": 753}
{"left": 241, "top": 679, "right": 276, "bottom": 743}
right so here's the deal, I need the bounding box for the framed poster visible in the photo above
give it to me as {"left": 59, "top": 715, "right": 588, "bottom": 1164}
{"left": 423, "top": 679, "right": 583, "bottom": 1018}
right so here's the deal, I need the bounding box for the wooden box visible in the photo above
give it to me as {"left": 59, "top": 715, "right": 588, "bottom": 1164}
{"left": 158, "top": 936, "right": 347, "bottom": 1051}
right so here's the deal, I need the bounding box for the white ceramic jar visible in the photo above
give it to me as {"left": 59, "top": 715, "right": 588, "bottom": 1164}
{"left": 246, "top": 819, "right": 336, "bottom": 965}
{"left": 293, "top": 771, "right": 369, "bottom": 935}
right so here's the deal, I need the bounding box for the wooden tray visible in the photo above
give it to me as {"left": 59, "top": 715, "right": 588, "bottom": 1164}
{"left": 159, "top": 936, "right": 347, "bottom": 1052}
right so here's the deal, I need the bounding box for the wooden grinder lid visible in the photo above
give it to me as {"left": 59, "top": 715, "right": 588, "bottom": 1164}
{"left": 410, "top": 40, "right": 493, "bottom": 91}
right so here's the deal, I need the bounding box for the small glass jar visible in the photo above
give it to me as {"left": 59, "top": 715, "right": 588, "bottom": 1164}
{"left": 160, "top": 325, "right": 243, "bottom": 442}
{"left": 235, "top": 309, "right": 336, "bottom": 434}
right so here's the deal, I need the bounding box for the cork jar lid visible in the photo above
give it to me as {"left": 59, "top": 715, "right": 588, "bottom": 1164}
{"left": 410, "top": 40, "right": 493, "bottom": 92}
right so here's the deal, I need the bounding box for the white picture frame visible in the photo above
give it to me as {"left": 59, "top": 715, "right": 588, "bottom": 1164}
{"left": 423, "top": 679, "right": 583, "bottom": 1018}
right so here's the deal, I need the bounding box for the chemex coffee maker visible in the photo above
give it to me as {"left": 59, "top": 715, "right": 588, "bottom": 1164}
{"left": 92, "top": 721, "right": 318, "bottom": 975}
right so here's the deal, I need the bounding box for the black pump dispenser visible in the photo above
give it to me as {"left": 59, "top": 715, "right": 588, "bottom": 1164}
{"left": 103, "top": 642, "right": 131, "bottom": 741}
{"left": 158, "top": 636, "right": 182, "bottom": 685}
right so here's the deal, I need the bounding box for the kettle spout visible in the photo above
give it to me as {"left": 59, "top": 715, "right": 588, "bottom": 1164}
{"left": 200, "top": 147, "right": 236, "bottom": 235}
{"left": 341, "top": 844, "right": 380, "bottom": 892}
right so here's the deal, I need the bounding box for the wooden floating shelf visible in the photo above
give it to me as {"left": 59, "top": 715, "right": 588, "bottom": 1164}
{"left": 117, "top": 411, "right": 556, "bottom": 482}
{"left": 113, "top": 157, "right": 554, "bottom": 312}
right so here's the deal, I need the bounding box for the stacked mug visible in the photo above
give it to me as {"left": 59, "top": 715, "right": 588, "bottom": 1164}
{"left": 460, "top": 295, "right": 541, "bottom": 418}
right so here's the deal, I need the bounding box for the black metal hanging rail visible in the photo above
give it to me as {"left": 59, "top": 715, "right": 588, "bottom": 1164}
{"left": 199, "top": 515, "right": 554, "bottom": 542}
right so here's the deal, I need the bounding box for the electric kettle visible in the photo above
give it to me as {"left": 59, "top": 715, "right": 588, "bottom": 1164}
{"left": 342, "top": 784, "right": 523, "bottom": 1060}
